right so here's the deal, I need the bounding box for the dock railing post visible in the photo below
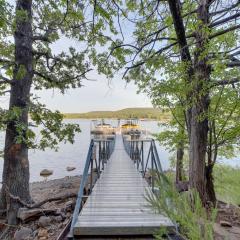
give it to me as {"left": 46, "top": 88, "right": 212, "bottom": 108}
{"left": 141, "top": 141, "right": 144, "bottom": 174}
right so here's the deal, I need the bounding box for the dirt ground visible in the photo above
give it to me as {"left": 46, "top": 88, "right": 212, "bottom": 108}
{"left": 214, "top": 201, "right": 240, "bottom": 240}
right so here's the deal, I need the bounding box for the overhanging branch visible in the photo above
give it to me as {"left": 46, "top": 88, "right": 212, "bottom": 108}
{"left": 0, "top": 76, "right": 14, "bottom": 85}
{"left": 211, "top": 78, "right": 240, "bottom": 87}
{"left": 210, "top": 24, "right": 240, "bottom": 39}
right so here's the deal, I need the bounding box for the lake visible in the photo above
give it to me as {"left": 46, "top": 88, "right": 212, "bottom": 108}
{"left": 0, "top": 119, "right": 239, "bottom": 182}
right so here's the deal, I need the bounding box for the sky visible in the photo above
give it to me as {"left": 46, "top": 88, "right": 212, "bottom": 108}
{"left": 35, "top": 37, "right": 152, "bottom": 113}
{"left": 0, "top": 0, "right": 153, "bottom": 113}
{"left": 41, "top": 11, "right": 153, "bottom": 113}
{"left": 0, "top": 65, "right": 153, "bottom": 113}
{"left": 34, "top": 73, "right": 152, "bottom": 113}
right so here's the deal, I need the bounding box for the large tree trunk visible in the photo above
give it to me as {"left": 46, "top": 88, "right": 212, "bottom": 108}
{"left": 0, "top": 0, "right": 33, "bottom": 224}
{"left": 189, "top": 0, "right": 211, "bottom": 205}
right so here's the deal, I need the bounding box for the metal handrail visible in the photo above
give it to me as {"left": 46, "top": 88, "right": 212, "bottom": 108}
{"left": 122, "top": 135, "right": 163, "bottom": 192}
{"left": 69, "top": 137, "right": 115, "bottom": 239}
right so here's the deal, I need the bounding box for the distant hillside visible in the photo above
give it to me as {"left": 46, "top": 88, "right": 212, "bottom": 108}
{"left": 63, "top": 108, "right": 170, "bottom": 120}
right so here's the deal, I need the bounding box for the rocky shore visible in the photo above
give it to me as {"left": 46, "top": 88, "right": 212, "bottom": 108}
{"left": 0, "top": 175, "right": 82, "bottom": 240}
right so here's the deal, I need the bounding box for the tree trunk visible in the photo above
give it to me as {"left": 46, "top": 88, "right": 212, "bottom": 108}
{"left": 167, "top": 0, "right": 213, "bottom": 205}
{"left": 0, "top": 0, "right": 33, "bottom": 224}
{"left": 176, "top": 145, "right": 184, "bottom": 183}
{"left": 205, "top": 165, "right": 216, "bottom": 205}
{"left": 189, "top": 105, "right": 209, "bottom": 204}
{"left": 189, "top": 0, "right": 211, "bottom": 205}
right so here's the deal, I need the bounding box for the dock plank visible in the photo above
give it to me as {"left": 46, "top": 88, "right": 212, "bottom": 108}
{"left": 73, "top": 134, "right": 174, "bottom": 237}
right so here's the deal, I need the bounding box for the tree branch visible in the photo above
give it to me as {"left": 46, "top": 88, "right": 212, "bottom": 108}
{"left": 0, "top": 75, "right": 14, "bottom": 85}
{"left": 210, "top": 24, "right": 240, "bottom": 39}
{"left": 211, "top": 78, "right": 240, "bottom": 87}
{"left": 210, "top": 12, "right": 240, "bottom": 28}
{"left": 33, "top": 34, "right": 51, "bottom": 42}
{"left": 226, "top": 61, "right": 240, "bottom": 68}
{"left": 210, "top": 1, "right": 240, "bottom": 17}
{"left": 167, "top": 0, "right": 192, "bottom": 62}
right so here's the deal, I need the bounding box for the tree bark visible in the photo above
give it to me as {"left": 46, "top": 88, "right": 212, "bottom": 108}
{"left": 205, "top": 165, "right": 216, "bottom": 204}
{"left": 176, "top": 146, "right": 184, "bottom": 183}
{"left": 176, "top": 125, "right": 185, "bottom": 183}
{"left": 189, "top": 0, "right": 211, "bottom": 205}
{"left": 189, "top": 104, "right": 209, "bottom": 204}
{"left": 0, "top": 0, "right": 33, "bottom": 224}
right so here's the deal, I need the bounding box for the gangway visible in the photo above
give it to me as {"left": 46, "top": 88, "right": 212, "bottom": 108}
{"left": 69, "top": 134, "right": 175, "bottom": 239}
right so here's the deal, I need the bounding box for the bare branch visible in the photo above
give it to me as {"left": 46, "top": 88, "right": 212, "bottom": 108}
{"left": 33, "top": 34, "right": 50, "bottom": 42}
{"left": 226, "top": 61, "right": 240, "bottom": 68}
{"left": 210, "top": 12, "right": 240, "bottom": 28}
{"left": 211, "top": 78, "right": 240, "bottom": 87}
{"left": 210, "top": 24, "right": 240, "bottom": 39}
{"left": 210, "top": 1, "right": 240, "bottom": 16}
{"left": 0, "top": 75, "right": 14, "bottom": 85}
{"left": 0, "top": 58, "right": 13, "bottom": 64}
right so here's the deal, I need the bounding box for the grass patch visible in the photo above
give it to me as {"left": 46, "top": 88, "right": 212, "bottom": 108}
{"left": 214, "top": 164, "right": 240, "bottom": 205}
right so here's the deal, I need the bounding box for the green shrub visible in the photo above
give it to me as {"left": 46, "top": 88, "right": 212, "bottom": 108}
{"left": 147, "top": 174, "right": 217, "bottom": 240}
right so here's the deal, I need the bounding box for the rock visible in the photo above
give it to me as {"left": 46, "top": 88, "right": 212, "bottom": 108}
{"left": 66, "top": 212, "right": 71, "bottom": 218}
{"left": 66, "top": 166, "right": 76, "bottom": 172}
{"left": 38, "top": 228, "right": 48, "bottom": 238}
{"left": 65, "top": 200, "right": 74, "bottom": 211}
{"left": 229, "top": 226, "right": 240, "bottom": 235}
{"left": 63, "top": 219, "right": 69, "bottom": 226}
{"left": 59, "top": 182, "right": 73, "bottom": 189}
{"left": 33, "top": 230, "right": 38, "bottom": 238}
{"left": 38, "top": 216, "right": 51, "bottom": 228}
{"left": 53, "top": 215, "right": 63, "bottom": 223}
{"left": 39, "top": 237, "right": 48, "bottom": 240}
{"left": 214, "top": 223, "right": 229, "bottom": 239}
{"left": 14, "top": 227, "right": 32, "bottom": 240}
{"left": 31, "top": 224, "right": 38, "bottom": 231}
{"left": 58, "top": 223, "right": 63, "bottom": 229}
{"left": 60, "top": 212, "right": 66, "bottom": 219}
{"left": 220, "top": 220, "right": 232, "bottom": 227}
{"left": 40, "top": 169, "right": 53, "bottom": 177}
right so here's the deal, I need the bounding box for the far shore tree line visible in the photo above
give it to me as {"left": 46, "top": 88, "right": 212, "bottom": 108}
{"left": 0, "top": 0, "right": 239, "bottom": 225}
{"left": 63, "top": 107, "right": 171, "bottom": 120}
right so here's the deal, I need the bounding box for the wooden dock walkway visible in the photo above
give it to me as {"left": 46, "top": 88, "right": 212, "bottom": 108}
{"left": 73, "top": 134, "right": 174, "bottom": 237}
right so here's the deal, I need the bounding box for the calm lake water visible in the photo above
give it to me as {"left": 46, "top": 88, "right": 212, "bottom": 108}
{"left": 0, "top": 119, "right": 239, "bottom": 182}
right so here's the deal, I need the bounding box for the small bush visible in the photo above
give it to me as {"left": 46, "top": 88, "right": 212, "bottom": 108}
{"left": 147, "top": 174, "right": 217, "bottom": 240}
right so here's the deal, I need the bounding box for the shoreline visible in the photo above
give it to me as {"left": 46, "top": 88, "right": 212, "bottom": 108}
{"left": 1, "top": 175, "right": 82, "bottom": 240}
{"left": 29, "top": 174, "right": 82, "bottom": 185}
